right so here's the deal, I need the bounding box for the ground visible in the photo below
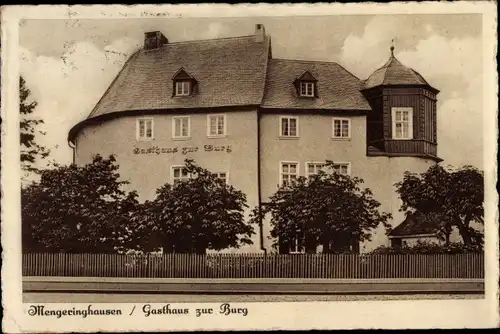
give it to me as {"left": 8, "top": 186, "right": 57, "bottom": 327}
{"left": 23, "top": 293, "right": 483, "bottom": 303}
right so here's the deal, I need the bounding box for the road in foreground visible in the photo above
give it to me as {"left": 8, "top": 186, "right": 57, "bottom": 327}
{"left": 23, "top": 293, "right": 483, "bottom": 303}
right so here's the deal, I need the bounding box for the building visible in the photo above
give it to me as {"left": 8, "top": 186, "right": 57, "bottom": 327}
{"left": 388, "top": 212, "right": 446, "bottom": 248}
{"left": 68, "top": 24, "right": 441, "bottom": 253}
{"left": 388, "top": 211, "right": 481, "bottom": 248}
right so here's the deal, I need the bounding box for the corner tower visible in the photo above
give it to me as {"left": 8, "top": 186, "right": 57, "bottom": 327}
{"left": 362, "top": 46, "right": 441, "bottom": 161}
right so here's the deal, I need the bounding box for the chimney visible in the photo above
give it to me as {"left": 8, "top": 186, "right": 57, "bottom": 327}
{"left": 254, "top": 24, "right": 265, "bottom": 42}
{"left": 144, "top": 31, "right": 168, "bottom": 50}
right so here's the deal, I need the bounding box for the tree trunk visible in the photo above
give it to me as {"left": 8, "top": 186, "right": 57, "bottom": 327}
{"left": 278, "top": 237, "right": 290, "bottom": 254}
{"left": 455, "top": 218, "right": 472, "bottom": 245}
{"left": 161, "top": 239, "right": 173, "bottom": 254}
{"left": 305, "top": 239, "right": 317, "bottom": 254}
{"left": 443, "top": 222, "right": 452, "bottom": 245}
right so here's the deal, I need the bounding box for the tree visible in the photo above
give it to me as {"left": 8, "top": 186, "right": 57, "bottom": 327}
{"left": 22, "top": 154, "right": 138, "bottom": 253}
{"left": 136, "top": 159, "right": 254, "bottom": 254}
{"left": 395, "top": 164, "right": 484, "bottom": 246}
{"left": 251, "top": 161, "right": 392, "bottom": 254}
{"left": 20, "top": 76, "right": 49, "bottom": 174}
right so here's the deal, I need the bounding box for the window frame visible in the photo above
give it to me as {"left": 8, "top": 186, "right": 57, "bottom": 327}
{"left": 391, "top": 107, "right": 414, "bottom": 140}
{"left": 172, "top": 116, "right": 191, "bottom": 139}
{"left": 136, "top": 117, "right": 154, "bottom": 141}
{"left": 174, "top": 80, "right": 191, "bottom": 96}
{"left": 289, "top": 230, "right": 306, "bottom": 254}
{"left": 331, "top": 162, "right": 351, "bottom": 176}
{"left": 212, "top": 171, "right": 229, "bottom": 185}
{"left": 207, "top": 114, "right": 227, "bottom": 138}
{"left": 279, "top": 116, "right": 299, "bottom": 138}
{"left": 170, "top": 165, "right": 192, "bottom": 185}
{"left": 279, "top": 161, "right": 299, "bottom": 187}
{"left": 332, "top": 117, "right": 351, "bottom": 139}
{"left": 305, "top": 162, "right": 326, "bottom": 178}
{"left": 299, "top": 81, "right": 315, "bottom": 97}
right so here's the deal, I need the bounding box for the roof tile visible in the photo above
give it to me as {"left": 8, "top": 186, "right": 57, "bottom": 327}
{"left": 88, "top": 35, "right": 271, "bottom": 119}
{"left": 262, "top": 59, "right": 371, "bottom": 110}
{"left": 363, "top": 56, "right": 430, "bottom": 90}
{"left": 389, "top": 212, "right": 443, "bottom": 237}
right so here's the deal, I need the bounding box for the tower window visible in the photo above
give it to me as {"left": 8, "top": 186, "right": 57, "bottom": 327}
{"left": 392, "top": 107, "right": 413, "bottom": 140}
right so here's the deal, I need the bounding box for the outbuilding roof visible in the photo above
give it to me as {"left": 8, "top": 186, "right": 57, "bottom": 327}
{"left": 389, "top": 212, "right": 443, "bottom": 238}
{"left": 261, "top": 59, "right": 371, "bottom": 111}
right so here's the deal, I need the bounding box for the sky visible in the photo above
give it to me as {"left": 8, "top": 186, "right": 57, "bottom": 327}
{"left": 19, "top": 14, "right": 484, "bottom": 170}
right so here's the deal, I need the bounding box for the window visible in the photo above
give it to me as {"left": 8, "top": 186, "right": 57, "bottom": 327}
{"left": 289, "top": 230, "right": 305, "bottom": 254}
{"left": 175, "top": 80, "right": 191, "bottom": 96}
{"left": 207, "top": 114, "right": 226, "bottom": 137}
{"left": 332, "top": 163, "right": 350, "bottom": 175}
{"left": 172, "top": 116, "right": 190, "bottom": 139}
{"left": 299, "top": 82, "right": 315, "bottom": 97}
{"left": 280, "top": 162, "right": 298, "bottom": 186}
{"left": 306, "top": 162, "right": 325, "bottom": 177}
{"left": 332, "top": 118, "right": 350, "bottom": 138}
{"left": 212, "top": 172, "right": 228, "bottom": 184}
{"left": 137, "top": 118, "right": 153, "bottom": 141}
{"left": 280, "top": 116, "right": 299, "bottom": 137}
{"left": 171, "top": 166, "right": 191, "bottom": 185}
{"left": 392, "top": 107, "right": 413, "bottom": 139}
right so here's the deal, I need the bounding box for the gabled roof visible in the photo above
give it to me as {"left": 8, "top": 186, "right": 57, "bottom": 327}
{"left": 262, "top": 59, "right": 371, "bottom": 110}
{"left": 89, "top": 35, "right": 270, "bottom": 118}
{"left": 389, "top": 212, "right": 443, "bottom": 238}
{"left": 172, "top": 68, "right": 196, "bottom": 81}
{"left": 363, "top": 52, "right": 437, "bottom": 92}
{"left": 68, "top": 35, "right": 271, "bottom": 143}
{"left": 294, "top": 70, "right": 317, "bottom": 82}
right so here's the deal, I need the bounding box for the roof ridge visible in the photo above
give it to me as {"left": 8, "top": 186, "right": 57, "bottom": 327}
{"left": 379, "top": 62, "right": 391, "bottom": 85}
{"left": 272, "top": 58, "right": 341, "bottom": 65}
{"left": 408, "top": 68, "right": 429, "bottom": 84}
{"left": 258, "top": 37, "right": 272, "bottom": 103}
{"left": 158, "top": 34, "right": 256, "bottom": 46}
{"left": 372, "top": 56, "right": 394, "bottom": 75}
{"left": 271, "top": 57, "right": 364, "bottom": 82}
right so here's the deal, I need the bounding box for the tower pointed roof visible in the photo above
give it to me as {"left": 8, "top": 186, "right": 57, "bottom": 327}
{"left": 363, "top": 46, "right": 437, "bottom": 92}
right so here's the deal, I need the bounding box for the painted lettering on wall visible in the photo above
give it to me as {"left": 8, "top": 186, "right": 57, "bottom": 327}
{"left": 133, "top": 145, "right": 232, "bottom": 155}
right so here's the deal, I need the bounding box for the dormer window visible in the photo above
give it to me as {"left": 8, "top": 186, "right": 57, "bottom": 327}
{"left": 175, "top": 80, "right": 191, "bottom": 96}
{"left": 300, "top": 82, "right": 315, "bottom": 97}
{"left": 172, "top": 68, "right": 197, "bottom": 97}
{"left": 294, "top": 70, "right": 318, "bottom": 98}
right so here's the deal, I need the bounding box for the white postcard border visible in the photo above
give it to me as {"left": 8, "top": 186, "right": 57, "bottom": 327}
{"left": 1, "top": 3, "right": 498, "bottom": 332}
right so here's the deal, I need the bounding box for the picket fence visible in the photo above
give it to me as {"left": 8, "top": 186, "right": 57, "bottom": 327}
{"left": 22, "top": 253, "right": 484, "bottom": 279}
